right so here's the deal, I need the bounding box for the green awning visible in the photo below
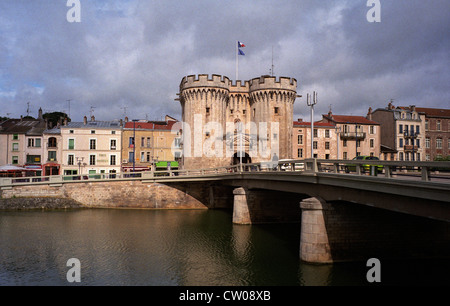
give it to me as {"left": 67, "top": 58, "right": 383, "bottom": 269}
{"left": 156, "top": 161, "right": 178, "bottom": 168}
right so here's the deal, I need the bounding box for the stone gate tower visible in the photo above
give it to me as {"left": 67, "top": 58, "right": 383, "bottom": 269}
{"left": 177, "top": 74, "right": 298, "bottom": 169}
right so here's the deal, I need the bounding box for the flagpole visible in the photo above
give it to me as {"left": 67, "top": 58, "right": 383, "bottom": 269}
{"left": 236, "top": 40, "right": 238, "bottom": 80}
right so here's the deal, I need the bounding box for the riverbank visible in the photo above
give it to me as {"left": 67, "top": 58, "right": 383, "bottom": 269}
{"left": 0, "top": 197, "right": 85, "bottom": 210}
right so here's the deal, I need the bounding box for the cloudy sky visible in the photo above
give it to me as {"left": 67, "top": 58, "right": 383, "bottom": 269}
{"left": 1, "top": 0, "right": 449, "bottom": 122}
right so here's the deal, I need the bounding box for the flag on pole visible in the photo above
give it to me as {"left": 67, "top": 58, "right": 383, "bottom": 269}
{"left": 236, "top": 41, "right": 246, "bottom": 80}
{"left": 238, "top": 41, "right": 245, "bottom": 56}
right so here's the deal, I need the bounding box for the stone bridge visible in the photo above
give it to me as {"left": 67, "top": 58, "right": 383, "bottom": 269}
{"left": 1, "top": 159, "right": 450, "bottom": 263}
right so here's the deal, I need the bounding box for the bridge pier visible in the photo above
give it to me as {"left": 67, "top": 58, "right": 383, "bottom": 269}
{"left": 299, "top": 198, "right": 450, "bottom": 264}
{"left": 233, "top": 187, "right": 252, "bottom": 225}
{"left": 299, "top": 197, "right": 333, "bottom": 264}
{"left": 232, "top": 187, "right": 302, "bottom": 225}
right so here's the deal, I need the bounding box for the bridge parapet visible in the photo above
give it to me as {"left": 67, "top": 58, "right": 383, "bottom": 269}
{"left": 1, "top": 160, "right": 449, "bottom": 189}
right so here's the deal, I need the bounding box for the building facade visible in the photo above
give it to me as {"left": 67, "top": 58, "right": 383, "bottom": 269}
{"left": 42, "top": 127, "right": 62, "bottom": 176}
{"left": 0, "top": 109, "right": 47, "bottom": 176}
{"left": 292, "top": 119, "right": 338, "bottom": 159}
{"left": 178, "top": 74, "right": 298, "bottom": 169}
{"left": 415, "top": 107, "right": 450, "bottom": 161}
{"left": 121, "top": 116, "right": 181, "bottom": 172}
{"left": 371, "top": 103, "right": 425, "bottom": 161}
{"left": 60, "top": 116, "right": 123, "bottom": 177}
{"left": 321, "top": 111, "right": 381, "bottom": 160}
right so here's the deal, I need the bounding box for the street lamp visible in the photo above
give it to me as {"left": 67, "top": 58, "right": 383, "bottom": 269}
{"left": 355, "top": 123, "right": 359, "bottom": 158}
{"left": 335, "top": 126, "right": 341, "bottom": 159}
{"left": 76, "top": 157, "right": 85, "bottom": 176}
{"left": 307, "top": 92, "right": 317, "bottom": 158}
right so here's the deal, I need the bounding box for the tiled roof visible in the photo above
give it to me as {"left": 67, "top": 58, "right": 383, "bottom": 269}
{"left": 62, "top": 121, "right": 122, "bottom": 129}
{"left": 293, "top": 121, "right": 335, "bottom": 127}
{"left": 323, "top": 114, "right": 380, "bottom": 125}
{"left": 0, "top": 119, "right": 46, "bottom": 134}
{"left": 414, "top": 107, "right": 450, "bottom": 118}
{"left": 43, "top": 127, "right": 61, "bottom": 134}
{"left": 124, "top": 120, "right": 178, "bottom": 131}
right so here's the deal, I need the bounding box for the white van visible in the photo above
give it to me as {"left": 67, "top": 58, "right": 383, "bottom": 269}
{"left": 279, "top": 159, "right": 304, "bottom": 171}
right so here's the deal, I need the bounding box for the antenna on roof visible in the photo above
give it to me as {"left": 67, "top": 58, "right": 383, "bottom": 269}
{"left": 121, "top": 106, "right": 128, "bottom": 118}
{"left": 269, "top": 45, "right": 274, "bottom": 76}
{"left": 90, "top": 106, "right": 96, "bottom": 117}
{"left": 27, "top": 102, "right": 30, "bottom": 117}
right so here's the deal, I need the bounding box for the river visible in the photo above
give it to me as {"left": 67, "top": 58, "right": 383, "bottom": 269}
{"left": 0, "top": 208, "right": 448, "bottom": 286}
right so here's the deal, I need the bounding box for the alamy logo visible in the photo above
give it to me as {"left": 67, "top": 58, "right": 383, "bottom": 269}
{"left": 366, "top": 258, "right": 381, "bottom": 283}
{"left": 66, "top": 0, "right": 81, "bottom": 23}
{"left": 66, "top": 258, "right": 81, "bottom": 283}
{"left": 366, "top": 0, "right": 381, "bottom": 23}
{"left": 170, "top": 118, "right": 280, "bottom": 165}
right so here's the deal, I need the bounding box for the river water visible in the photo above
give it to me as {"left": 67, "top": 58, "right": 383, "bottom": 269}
{"left": 0, "top": 208, "right": 448, "bottom": 286}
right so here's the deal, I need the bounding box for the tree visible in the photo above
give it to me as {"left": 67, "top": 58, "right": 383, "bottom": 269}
{"left": 43, "top": 112, "right": 71, "bottom": 128}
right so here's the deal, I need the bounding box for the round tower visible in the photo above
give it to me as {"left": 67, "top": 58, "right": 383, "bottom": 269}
{"left": 249, "top": 76, "right": 298, "bottom": 160}
{"left": 179, "top": 74, "right": 230, "bottom": 169}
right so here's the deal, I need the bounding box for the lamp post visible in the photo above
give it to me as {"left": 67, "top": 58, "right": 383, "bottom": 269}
{"left": 335, "top": 126, "right": 341, "bottom": 159}
{"left": 307, "top": 92, "right": 317, "bottom": 158}
{"left": 76, "top": 157, "right": 84, "bottom": 176}
{"left": 355, "top": 123, "right": 359, "bottom": 158}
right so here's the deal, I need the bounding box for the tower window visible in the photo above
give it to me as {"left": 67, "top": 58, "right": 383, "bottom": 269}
{"left": 206, "top": 107, "right": 210, "bottom": 115}
{"left": 274, "top": 107, "right": 279, "bottom": 114}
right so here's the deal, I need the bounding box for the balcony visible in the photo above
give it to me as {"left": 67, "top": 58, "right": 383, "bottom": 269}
{"left": 340, "top": 132, "right": 366, "bottom": 140}
{"left": 403, "top": 145, "right": 419, "bottom": 152}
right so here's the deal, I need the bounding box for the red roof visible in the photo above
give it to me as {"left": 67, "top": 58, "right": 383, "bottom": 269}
{"left": 124, "top": 120, "right": 178, "bottom": 130}
{"left": 414, "top": 107, "right": 450, "bottom": 118}
{"left": 293, "top": 121, "right": 335, "bottom": 127}
{"left": 322, "top": 115, "right": 379, "bottom": 125}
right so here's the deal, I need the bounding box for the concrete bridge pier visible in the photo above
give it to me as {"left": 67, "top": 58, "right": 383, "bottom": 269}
{"left": 299, "top": 197, "right": 333, "bottom": 263}
{"left": 299, "top": 197, "right": 450, "bottom": 264}
{"left": 233, "top": 187, "right": 251, "bottom": 225}
{"left": 232, "top": 187, "right": 302, "bottom": 225}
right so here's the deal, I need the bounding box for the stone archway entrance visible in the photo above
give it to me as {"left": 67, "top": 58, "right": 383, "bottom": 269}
{"left": 232, "top": 152, "right": 252, "bottom": 165}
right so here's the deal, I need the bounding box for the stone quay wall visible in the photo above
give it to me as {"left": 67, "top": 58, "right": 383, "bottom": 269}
{"left": 0, "top": 180, "right": 226, "bottom": 210}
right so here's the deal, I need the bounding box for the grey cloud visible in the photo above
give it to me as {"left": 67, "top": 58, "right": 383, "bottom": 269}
{"left": 0, "top": 0, "right": 448, "bottom": 122}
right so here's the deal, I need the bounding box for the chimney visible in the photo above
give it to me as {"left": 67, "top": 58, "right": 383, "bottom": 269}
{"left": 91, "top": 115, "right": 95, "bottom": 122}
{"left": 367, "top": 107, "right": 373, "bottom": 120}
{"left": 38, "top": 107, "right": 43, "bottom": 120}
{"left": 388, "top": 100, "right": 395, "bottom": 110}
{"left": 125, "top": 116, "right": 129, "bottom": 122}
{"left": 120, "top": 119, "right": 123, "bottom": 127}
{"left": 64, "top": 117, "right": 68, "bottom": 126}
{"left": 297, "top": 118, "right": 303, "bottom": 122}
{"left": 410, "top": 105, "right": 416, "bottom": 112}
{"left": 328, "top": 110, "right": 333, "bottom": 119}
{"left": 83, "top": 116, "right": 87, "bottom": 125}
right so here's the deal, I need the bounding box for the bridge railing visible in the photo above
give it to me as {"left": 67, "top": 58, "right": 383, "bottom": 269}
{"left": 272, "top": 158, "right": 450, "bottom": 182}
{"left": 1, "top": 159, "right": 449, "bottom": 188}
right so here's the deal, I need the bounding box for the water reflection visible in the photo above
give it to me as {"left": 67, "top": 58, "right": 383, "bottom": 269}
{"left": 1, "top": 209, "right": 447, "bottom": 286}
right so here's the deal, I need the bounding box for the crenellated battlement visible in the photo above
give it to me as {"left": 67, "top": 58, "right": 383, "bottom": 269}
{"left": 180, "top": 74, "right": 231, "bottom": 91}
{"left": 179, "top": 74, "right": 297, "bottom": 94}
{"left": 249, "top": 75, "right": 297, "bottom": 93}
{"left": 230, "top": 80, "right": 250, "bottom": 94}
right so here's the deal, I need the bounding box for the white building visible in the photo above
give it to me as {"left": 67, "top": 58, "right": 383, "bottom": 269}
{"left": 60, "top": 116, "right": 123, "bottom": 177}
